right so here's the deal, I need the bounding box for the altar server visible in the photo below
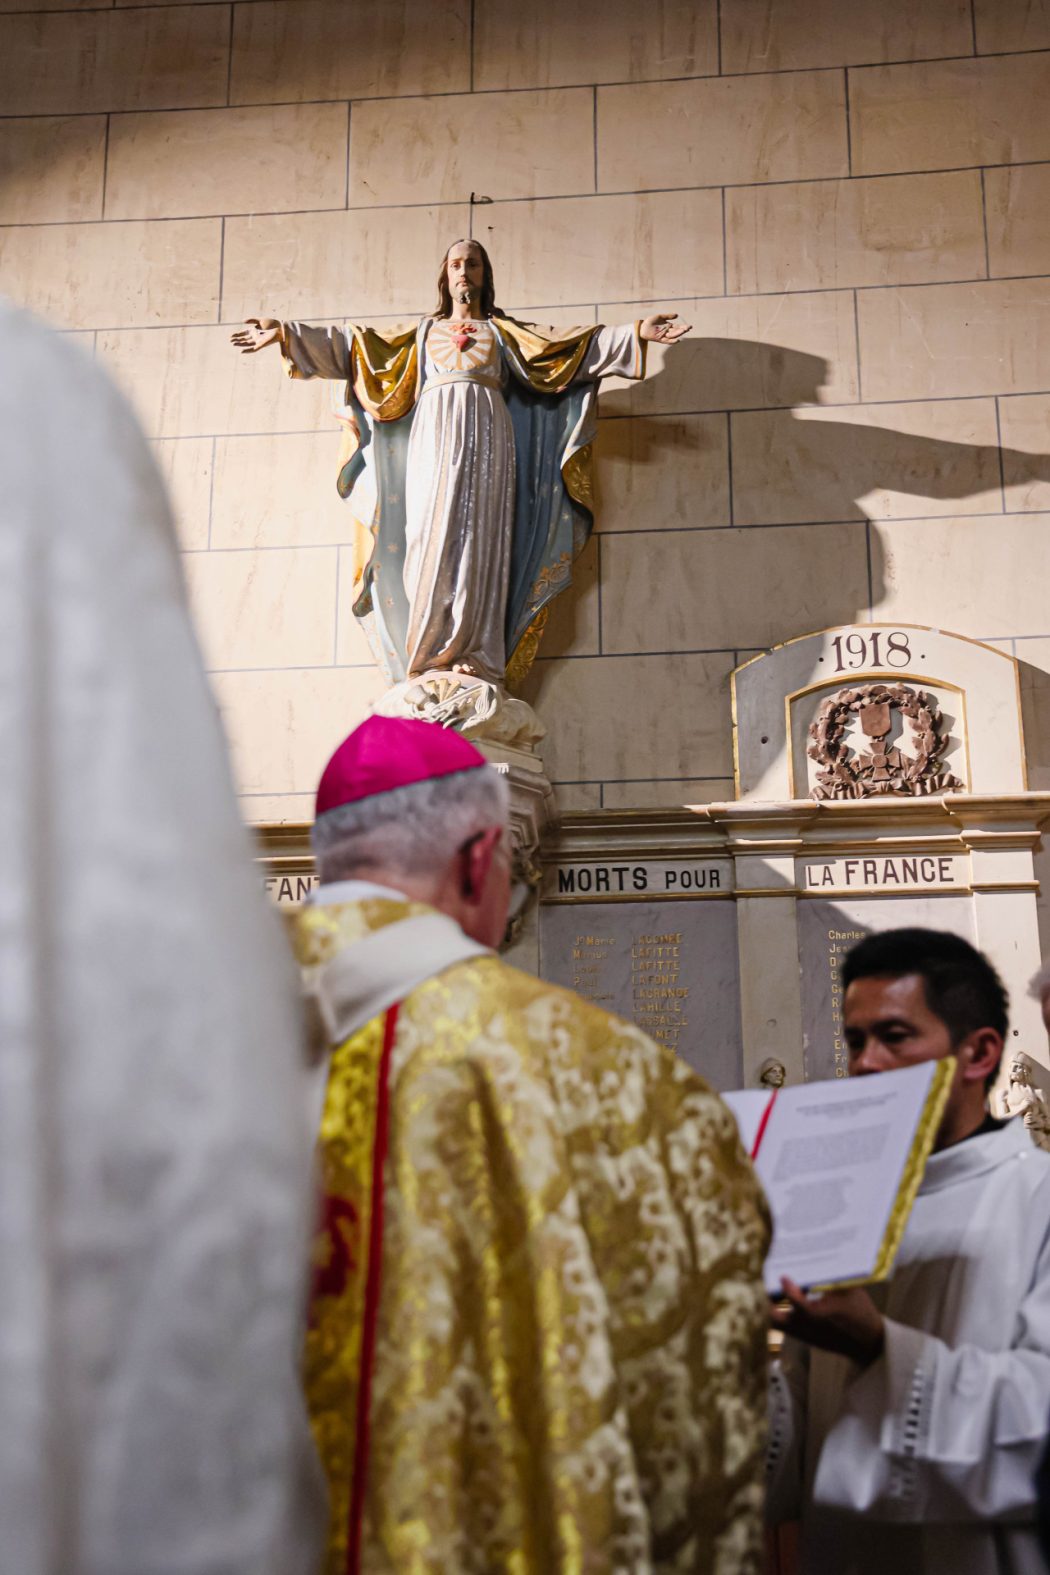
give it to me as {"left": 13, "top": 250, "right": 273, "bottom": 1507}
{"left": 296, "top": 715, "right": 771, "bottom": 1574}
{"left": 0, "top": 302, "right": 323, "bottom": 1575}
{"left": 767, "top": 927, "right": 1050, "bottom": 1575}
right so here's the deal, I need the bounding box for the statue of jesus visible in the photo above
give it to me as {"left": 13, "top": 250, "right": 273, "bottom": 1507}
{"left": 232, "top": 240, "right": 688, "bottom": 690}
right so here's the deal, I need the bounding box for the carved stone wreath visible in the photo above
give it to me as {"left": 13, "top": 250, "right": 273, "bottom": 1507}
{"left": 808, "top": 682, "right": 963, "bottom": 801}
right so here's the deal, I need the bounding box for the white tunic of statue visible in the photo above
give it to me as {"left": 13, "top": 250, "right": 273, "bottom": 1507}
{"left": 403, "top": 317, "right": 638, "bottom": 683}
{"left": 405, "top": 317, "right": 514, "bottom": 681}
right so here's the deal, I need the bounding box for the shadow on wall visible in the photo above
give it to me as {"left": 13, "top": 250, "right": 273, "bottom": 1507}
{"left": 589, "top": 336, "right": 1050, "bottom": 638}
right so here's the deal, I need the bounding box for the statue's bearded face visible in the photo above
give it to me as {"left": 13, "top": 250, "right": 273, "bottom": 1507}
{"left": 446, "top": 243, "right": 484, "bottom": 305}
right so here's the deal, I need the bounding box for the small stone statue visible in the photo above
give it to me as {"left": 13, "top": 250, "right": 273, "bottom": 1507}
{"left": 1001, "top": 1053, "right": 1050, "bottom": 1152}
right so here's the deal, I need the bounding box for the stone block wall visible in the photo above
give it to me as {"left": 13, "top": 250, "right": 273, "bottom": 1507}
{"left": 4, "top": 0, "right": 1050, "bottom": 861}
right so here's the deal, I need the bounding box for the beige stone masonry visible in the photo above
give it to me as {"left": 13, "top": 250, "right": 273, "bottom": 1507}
{"left": 182, "top": 547, "right": 339, "bottom": 671}
{"left": 731, "top": 399, "right": 1003, "bottom": 525}
{"left": 221, "top": 204, "right": 471, "bottom": 323}
{"left": 721, "top": 0, "right": 972, "bottom": 73}
{"left": 152, "top": 438, "right": 214, "bottom": 551}
{"left": 240, "top": 794, "right": 317, "bottom": 825}
{"left": 985, "top": 163, "right": 1050, "bottom": 280}
{"left": 481, "top": 190, "right": 724, "bottom": 309}
{"left": 547, "top": 785, "right": 603, "bottom": 811}
{"left": 539, "top": 537, "right": 601, "bottom": 660}
{"left": 229, "top": 0, "right": 470, "bottom": 105}
{"left": 598, "top": 70, "right": 848, "bottom": 191}
{"left": 599, "top": 292, "right": 859, "bottom": 415}
{"left": 727, "top": 171, "right": 986, "bottom": 295}
{"left": 0, "top": 6, "right": 230, "bottom": 115}
{"left": 334, "top": 556, "right": 389, "bottom": 668}
{"left": 602, "top": 778, "right": 735, "bottom": 809}
{"left": 1000, "top": 395, "right": 1050, "bottom": 512}
{"left": 0, "top": 117, "right": 106, "bottom": 224}
{"left": 213, "top": 666, "right": 388, "bottom": 796}
{"left": 474, "top": 0, "right": 717, "bottom": 89}
{"left": 600, "top": 523, "right": 870, "bottom": 652}
{"left": 521, "top": 652, "right": 735, "bottom": 783}
{"left": 348, "top": 90, "right": 595, "bottom": 206}
{"left": 594, "top": 413, "right": 731, "bottom": 531}
{"left": 106, "top": 104, "right": 349, "bottom": 221}
{"left": 97, "top": 325, "right": 334, "bottom": 439}
{"left": 0, "top": 218, "right": 221, "bottom": 330}
{"left": 873, "top": 512, "right": 1050, "bottom": 634}
{"left": 856, "top": 278, "right": 1050, "bottom": 401}
{"left": 974, "top": 0, "right": 1050, "bottom": 53}
{"left": 0, "top": 0, "right": 109, "bottom": 8}
{"left": 851, "top": 52, "right": 1050, "bottom": 176}
{"left": 212, "top": 433, "right": 349, "bottom": 549}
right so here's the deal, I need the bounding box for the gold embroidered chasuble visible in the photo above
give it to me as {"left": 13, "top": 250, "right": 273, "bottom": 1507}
{"left": 296, "top": 898, "right": 771, "bottom": 1574}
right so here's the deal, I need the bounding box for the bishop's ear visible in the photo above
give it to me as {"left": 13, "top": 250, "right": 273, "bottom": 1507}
{"left": 458, "top": 825, "right": 503, "bottom": 902}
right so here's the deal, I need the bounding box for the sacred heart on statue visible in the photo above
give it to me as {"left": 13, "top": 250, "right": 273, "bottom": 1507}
{"left": 451, "top": 325, "right": 476, "bottom": 352}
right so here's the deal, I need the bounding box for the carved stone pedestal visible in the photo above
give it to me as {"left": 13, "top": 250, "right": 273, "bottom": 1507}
{"left": 370, "top": 667, "right": 555, "bottom": 877}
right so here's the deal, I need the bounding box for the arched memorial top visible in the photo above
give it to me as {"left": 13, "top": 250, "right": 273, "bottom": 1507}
{"left": 732, "top": 624, "right": 1025, "bottom": 802}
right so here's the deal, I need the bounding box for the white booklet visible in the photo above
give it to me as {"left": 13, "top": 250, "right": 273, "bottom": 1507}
{"left": 723, "top": 1060, "right": 954, "bottom": 1296}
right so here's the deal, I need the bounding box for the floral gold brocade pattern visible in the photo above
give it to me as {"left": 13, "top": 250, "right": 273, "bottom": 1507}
{"left": 296, "top": 900, "right": 771, "bottom": 1574}
{"left": 562, "top": 442, "right": 594, "bottom": 513}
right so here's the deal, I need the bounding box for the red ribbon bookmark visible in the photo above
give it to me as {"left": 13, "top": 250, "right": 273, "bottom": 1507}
{"left": 750, "top": 1087, "right": 780, "bottom": 1162}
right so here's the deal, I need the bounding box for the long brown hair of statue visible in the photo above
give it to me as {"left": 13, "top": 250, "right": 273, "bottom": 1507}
{"left": 434, "top": 240, "right": 496, "bottom": 319}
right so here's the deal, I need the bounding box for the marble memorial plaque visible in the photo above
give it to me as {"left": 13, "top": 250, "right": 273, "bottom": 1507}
{"left": 263, "top": 870, "right": 320, "bottom": 906}
{"left": 799, "top": 852, "right": 966, "bottom": 895}
{"left": 798, "top": 894, "right": 976, "bottom": 1081}
{"left": 538, "top": 898, "right": 742, "bottom": 1090}
{"left": 543, "top": 858, "right": 732, "bottom": 900}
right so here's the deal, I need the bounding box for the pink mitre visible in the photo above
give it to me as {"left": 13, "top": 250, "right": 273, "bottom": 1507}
{"left": 315, "top": 715, "right": 487, "bottom": 816}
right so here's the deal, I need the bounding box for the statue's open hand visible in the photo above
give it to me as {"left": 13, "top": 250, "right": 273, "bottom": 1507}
{"left": 230, "top": 318, "right": 282, "bottom": 353}
{"left": 640, "top": 312, "right": 691, "bottom": 344}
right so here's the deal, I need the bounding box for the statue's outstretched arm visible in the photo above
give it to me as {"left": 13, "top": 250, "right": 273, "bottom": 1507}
{"left": 230, "top": 317, "right": 352, "bottom": 380}
{"left": 558, "top": 313, "right": 693, "bottom": 386}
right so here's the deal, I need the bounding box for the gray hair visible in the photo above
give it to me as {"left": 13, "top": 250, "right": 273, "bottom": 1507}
{"left": 311, "top": 765, "right": 510, "bottom": 883}
{"left": 1030, "top": 961, "right": 1050, "bottom": 1002}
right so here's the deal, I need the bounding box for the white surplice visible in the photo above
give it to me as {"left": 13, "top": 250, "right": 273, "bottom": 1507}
{"left": 0, "top": 301, "right": 324, "bottom": 1575}
{"left": 768, "top": 1117, "right": 1050, "bottom": 1574}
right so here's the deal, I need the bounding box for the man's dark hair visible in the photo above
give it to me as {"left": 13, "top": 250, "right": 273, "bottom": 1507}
{"left": 434, "top": 239, "right": 496, "bottom": 319}
{"left": 842, "top": 928, "right": 1009, "bottom": 1082}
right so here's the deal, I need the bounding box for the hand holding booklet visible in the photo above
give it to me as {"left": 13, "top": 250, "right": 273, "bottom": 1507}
{"left": 723, "top": 1059, "right": 954, "bottom": 1296}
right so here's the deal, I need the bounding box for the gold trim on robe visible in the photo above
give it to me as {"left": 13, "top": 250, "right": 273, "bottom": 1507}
{"left": 303, "top": 1011, "right": 387, "bottom": 1575}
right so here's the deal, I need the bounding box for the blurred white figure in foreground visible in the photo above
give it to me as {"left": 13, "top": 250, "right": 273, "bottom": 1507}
{"left": 0, "top": 303, "right": 323, "bottom": 1575}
